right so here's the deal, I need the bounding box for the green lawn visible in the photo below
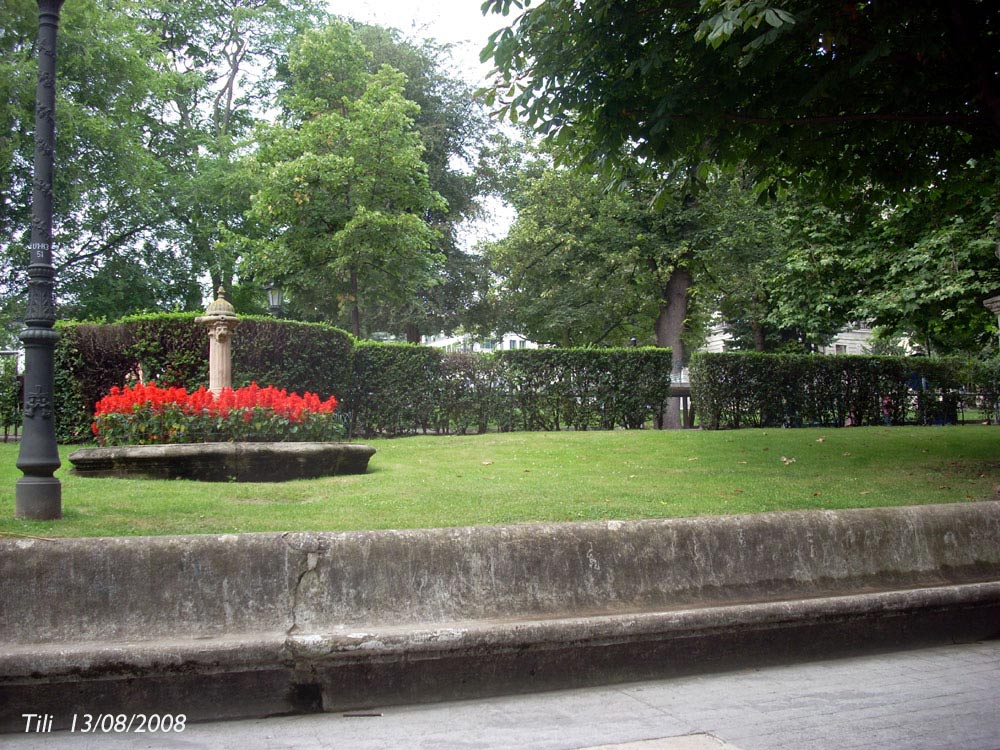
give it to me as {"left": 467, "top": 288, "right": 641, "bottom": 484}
{"left": 0, "top": 426, "right": 997, "bottom": 538}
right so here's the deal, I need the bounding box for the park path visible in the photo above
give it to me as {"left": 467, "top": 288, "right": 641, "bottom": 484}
{"left": 6, "top": 639, "right": 999, "bottom": 749}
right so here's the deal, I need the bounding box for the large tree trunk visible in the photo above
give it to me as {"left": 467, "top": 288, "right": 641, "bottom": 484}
{"left": 349, "top": 268, "right": 361, "bottom": 338}
{"left": 404, "top": 323, "right": 421, "bottom": 344}
{"left": 752, "top": 320, "right": 766, "bottom": 352}
{"left": 655, "top": 267, "right": 692, "bottom": 429}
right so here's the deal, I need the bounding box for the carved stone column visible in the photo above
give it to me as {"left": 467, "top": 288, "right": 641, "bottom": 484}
{"left": 16, "top": 0, "right": 66, "bottom": 520}
{"left": 196, "top": 289, "right": 239, "bottom": 395}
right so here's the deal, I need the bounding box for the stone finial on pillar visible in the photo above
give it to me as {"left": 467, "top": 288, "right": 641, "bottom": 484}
{"left": 196, "top": 288, "right": 239, "bottom": 395}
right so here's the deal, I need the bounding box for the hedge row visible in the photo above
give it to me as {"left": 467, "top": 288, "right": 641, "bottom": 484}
{"left": 347, "top": 345, "right": 674, "bottom": 437}
{"left": 499, "top": 348, "right": 674, "bottom": 432}
{"left": 48, "top": 316, "right": 999, "bottom": 441}
{"left": 117, "top": 312, "right": 355, "bottom": 397}
{"left": 54, "top": 315, "right": 353, "bottom": 442}
{"left": 689, "top": 352, "right": 991, "bottom": 429}
{"left": 348, "top": 342, "right": 443, "bottom": 437}
{"left": 55, "top": 322, "right": 136, "bottom": 442}
{"left": 974, "top": 356, "right": 1000, "bottom": 424}
{"left": 51, "top": 316, "right": 674, "bottom": 441}
{"left": 0, "top": 356, "right": 20, "bottom": 437}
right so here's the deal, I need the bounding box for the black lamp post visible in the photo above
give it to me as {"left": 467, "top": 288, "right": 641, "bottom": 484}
{"left": 265, "top": 282, "right": 284, "bottom": 317}
{"left": 16, "top": 0, "right": 65, "bottom": 520}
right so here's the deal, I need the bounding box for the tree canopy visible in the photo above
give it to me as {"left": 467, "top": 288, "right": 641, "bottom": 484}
{"left": 481, "top": 0, "right": 1000, "bottom": 355}
{"left": 337, "top": 24, "right": 493, "bottom": 341}
{"left": 484, "top": 149, "right": 800, "bottom": 353}
{"left": 1, "top": 1, "right": 495, "bottom": 340}
{"left": 483, "top": 0, "right": 999, "bottom": 197}
{"left": 1, "top": 0, "right": 196, "bottom": 329}
{"left": 233, "top": 23, "right": 445, "bottom": 338}
{"left": 1, "top": 0, "right": 325, "bottom": 327}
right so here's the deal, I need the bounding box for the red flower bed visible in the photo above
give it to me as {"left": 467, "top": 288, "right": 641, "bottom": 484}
{"left": 92, "top": 382, "right": 342, "bottom": 445}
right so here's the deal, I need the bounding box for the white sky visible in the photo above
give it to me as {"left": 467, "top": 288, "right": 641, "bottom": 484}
{"left": 325, "top": 0, "right": 509, "bottom": 86}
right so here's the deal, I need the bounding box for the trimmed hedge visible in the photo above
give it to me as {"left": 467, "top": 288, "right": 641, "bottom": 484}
{"left": 0, "top": 355, "right": 20, "bottom": 439}
{"left": 346, "top": 342, "right": 442, "bottom": 438}
{"left": 231, "top": 317, "right": 353, "bottom": 401}
{"left": 53, "top": 316, "right": 995, "bottom": 443}
{"left": 968, "top": 355, "right": 1000, "bottom": 423}
{"left": 118, "top": 313, "right": 354, "bottom": 400}
{"left": 690, "top": 352, "right": 972, "bottom": 430}
{"left": 497, "top": 347, "right": 673, "bottom": 431}
{"left": 435, "top": 351, "right": 513, "bottom": 435}
{"left": 119, "top": 312, "right": 207, "bottom": 390}
{"left": 54, "top": 314, "right": 354, "bottom": 442}
{"left": 54, "top": 322, "right": 136, "bottom": 442}
{"left": 342, "top": 345, "right": 673, "bottom": 437}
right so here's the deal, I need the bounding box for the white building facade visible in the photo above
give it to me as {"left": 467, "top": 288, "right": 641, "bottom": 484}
{"left": 701, "top": 322, "right": 886, "bottom": 356}
{"left": 422, "top": 332, "right": 540, "bottom": 353}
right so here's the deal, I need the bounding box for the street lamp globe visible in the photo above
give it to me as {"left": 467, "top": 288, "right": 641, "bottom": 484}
{"left": 265, "top": 282, "right": 284, "bottom": 316}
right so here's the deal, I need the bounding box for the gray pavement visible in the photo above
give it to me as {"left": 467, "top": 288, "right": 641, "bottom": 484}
{"left": 5, "top": 640, "right": 999, "bottom": 750}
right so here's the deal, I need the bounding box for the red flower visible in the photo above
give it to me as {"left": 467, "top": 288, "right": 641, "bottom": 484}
{"left": 91, "top": 382, "right": 340, "bottom": 445}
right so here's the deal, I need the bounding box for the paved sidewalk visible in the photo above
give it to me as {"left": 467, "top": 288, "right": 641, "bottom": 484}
{"left": 6, "top": 640, "right": 999, "bottom": 749}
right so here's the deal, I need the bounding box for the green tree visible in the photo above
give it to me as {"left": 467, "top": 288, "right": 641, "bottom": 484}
{"left": 237, "top": 22, "right": 445, "bottom": 338}
{"left": 487, "top": 156, "right": 746, "bottom": 426}
{"left": 694, "top": 173, "right": 796, "bottom": 352}
{"left": 753, "top": 202, "right": 863, "bottom": 352}
{"left": 488, "top": 166, "right": 648, "bottom": 347}
{"left": 1, "top": 0, "right": 326, "bottom": 325}
{"left": 704, "top": 172, "right": 1000, "bottom": 356}
{"left": 482, "top": 0, "right": 1000, "bottom": 356}
{"left": 343, "top": 24, "right": 493, "bottom": 342}
{"left": 141, "top": 0, "right": 326, "bottom": 297}
{"left": 1, "top": 0, "right": 192, "bottom": 322}
{"left": 3, "top": 3, "right": 492, "bottom": 333}
{"left": 831, "top": 165, "right": 999, "bottom": 355}
{"left": 482, "top": 0, "right": 999, "bottom": 197}
{"left": 699, "top": 181, "right": 864, "bottom": 353}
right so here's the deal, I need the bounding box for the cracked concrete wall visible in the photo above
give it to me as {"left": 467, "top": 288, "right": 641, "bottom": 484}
{"left": 2, "top": 502, "right": 999, "bottom": 646}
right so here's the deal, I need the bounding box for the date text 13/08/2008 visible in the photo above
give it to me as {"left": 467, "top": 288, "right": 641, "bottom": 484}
{"left": 21, "top": 713, "right": 188, "bottom": 734}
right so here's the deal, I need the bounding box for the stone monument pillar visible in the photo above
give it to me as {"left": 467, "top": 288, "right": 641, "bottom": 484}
{"left": 196, "top": 289, "right": 239, "bottom": 395}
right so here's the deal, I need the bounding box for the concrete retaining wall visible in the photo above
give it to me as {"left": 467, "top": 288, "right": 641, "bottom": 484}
{"left": 2, "top": 501, "right": 999, "bottom": 731}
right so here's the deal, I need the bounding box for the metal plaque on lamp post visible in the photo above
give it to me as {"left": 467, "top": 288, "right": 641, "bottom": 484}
{"left": 16, "top": 0, "right": 65, "bottom": 520}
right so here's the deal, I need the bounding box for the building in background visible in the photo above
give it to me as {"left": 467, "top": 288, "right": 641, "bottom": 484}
{"left": 818, "top": 324, "right": 875, "bottom": 355}
{"left": 422, "top": 332, "right": 539, "bottom": 353}
{"left": 700, "top": 321, "right": 904, "bottom": 356}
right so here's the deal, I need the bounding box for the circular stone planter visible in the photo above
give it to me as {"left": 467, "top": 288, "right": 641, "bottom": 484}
{"left": 68, "top": 442, "right": 376, "bottom": 483}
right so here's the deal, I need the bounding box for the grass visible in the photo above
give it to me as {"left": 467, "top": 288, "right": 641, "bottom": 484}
{"left": 0, "top": 426, "right": 997, "bottom": 538}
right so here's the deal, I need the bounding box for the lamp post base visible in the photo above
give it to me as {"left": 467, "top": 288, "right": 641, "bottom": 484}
{"left": 15, "top": 476, "right": 62, "bottom": 520}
